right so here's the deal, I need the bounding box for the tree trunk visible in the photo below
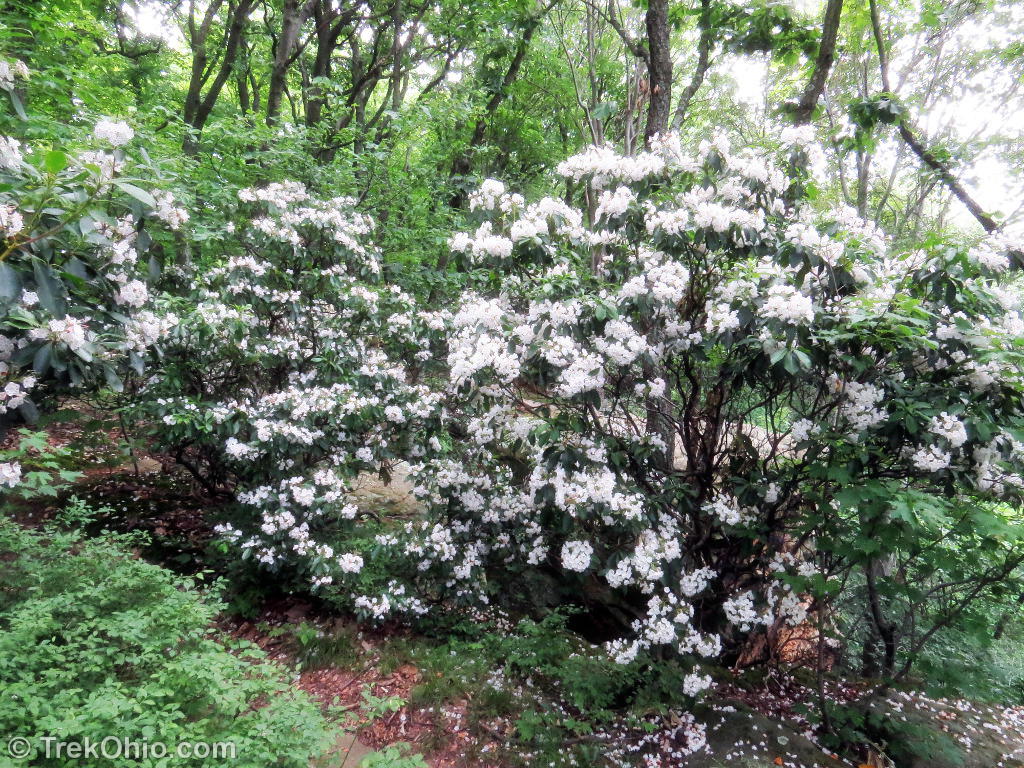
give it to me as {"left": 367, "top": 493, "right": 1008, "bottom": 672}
{"left": 643, "top": 0, "right": 671, "bottom": 143}
{"left": 448, "top": 12, "right": 540, "bottom": 208}
{"left": 183, "top": 0, "right": 255, "bottom": 153}
{"left": 267, "top": 0, "right": 314, "bottom": 125}
{"left": 865, "top": 560, "right": 897, "bottom": 679}
{"left": 641, "top": 0, "right": 674, "bottom": 469}
{"left": 237, "top": 31, "right": 251, "bottom": 114}
{"left": 856, "top": 148, "right": 871, "bottom": 217}
{"left": 793, "top": 0, "right": 843, "bottom": 124}
{"left": 305, "top": 0, "right": 352, "bottom": 127}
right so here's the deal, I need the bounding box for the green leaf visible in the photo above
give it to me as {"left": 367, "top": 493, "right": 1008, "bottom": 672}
{"left": 32, "top": 344, "right": 51, "bottom": 375}
{"left": 103, "top": 365, "right": 123, "bottom": 393}
{"left": 0, "top": 262, "right": 22, "bottom": 302}
{"left": 8, "top": 89, "right": 26, "bottom": 121}
{"left": 43, "top": 150, "right": 68, "bottom": 174}
{"left": 128, "top": 351, "right": 145, "bottom": 375}
{"left": 17, "top": 399, "right": 39, "bottom": 424}
{"left": 113, "top": 181, "right": 156, "bottom": 208}
{"left": 64, "top": 257, "right": 89, "bottom": 280}
{"left": 148, "top": 252, "right": 161, "bottom": 281}
{"left": 32, "top": 260, "right": 65, "bottom": 316}
{"left": 591, "top": 101, "right": 617, "bottom": 121}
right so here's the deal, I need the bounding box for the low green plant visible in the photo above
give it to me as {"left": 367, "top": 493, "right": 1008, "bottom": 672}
{"left": 359, "top": 744, "right": 429, "bottom": 768}
{"left": 0, "top": 515, "right": 333, "bottom": 767}
{"left": 0, "top": 428, "right": 80, "bottom": 500}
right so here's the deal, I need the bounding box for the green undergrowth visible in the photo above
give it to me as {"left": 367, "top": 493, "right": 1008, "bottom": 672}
{"left": 0, "top": 514, "right": 334, "bottom": 768}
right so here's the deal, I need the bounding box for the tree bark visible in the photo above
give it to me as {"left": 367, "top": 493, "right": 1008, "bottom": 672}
{"left": 183, "top": 0, "right": 255, "bottom": 153}
{"left": 793, "top": 0, "right": 843, "bottom": 125}
{"left": 266, "top": 0, "right": 315, "bottom": 125}
{"left": 237, "top": 30, "right": 251, "bottom": 114}
{"left": 643, "top": 0, "right": 671, "bottom": 143}
{"left": 304, "top": 0, "right": 355, "bottom": 126}
{"left": 641, "top": 0, "right": 674, "bottom": 469}
{"left": 865, "top": 560, "right": 897, "bottom": 679}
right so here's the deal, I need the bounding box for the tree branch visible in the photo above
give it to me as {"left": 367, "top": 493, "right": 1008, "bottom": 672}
{"left": 672, "top": 0, "right": 713, "bottom": 130}
{"left": 868, "top": 0, "right": 998, "bottom": 233}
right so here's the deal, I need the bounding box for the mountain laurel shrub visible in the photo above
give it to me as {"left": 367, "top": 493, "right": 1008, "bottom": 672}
{"left": 141, "top": 125, "right": 1024, "bottom": 755}
{"left": 384, "top": 130, "right": 1024, "bottom": 705}
{"left": 0, "top": 60, "right": 183, "bottom": 485}
{"left": 144, "top": 182, "right": 445, "bottom": 592}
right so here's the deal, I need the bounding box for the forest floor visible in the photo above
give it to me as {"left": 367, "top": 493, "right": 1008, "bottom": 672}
{"left": 7, "top": 411, "right": 1024, "bottom": 768}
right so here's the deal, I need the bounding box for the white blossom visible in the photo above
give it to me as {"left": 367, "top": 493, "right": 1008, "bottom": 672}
{"left": 560, "top": 539, "right": 593, "bottom": 572}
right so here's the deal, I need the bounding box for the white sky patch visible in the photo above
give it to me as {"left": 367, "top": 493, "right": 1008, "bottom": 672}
{"left": 726, "top": 55, "right": 771, "bottom": 108}
{"left": 788, "top": 0, "right": 823, "bottom": 15}
{"left": 122, "top": 1, "right": 184, "bottom": 49}
{"left": 886, "top": 1, "right": 1024, "bottom": 234}
{"left": 722, "top": 41, "right": 1022, "bottom": 237}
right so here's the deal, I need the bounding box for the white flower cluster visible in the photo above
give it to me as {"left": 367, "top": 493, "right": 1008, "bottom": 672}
{"left": 841, "top": 380, "right": 887, "bottom": 434}
{"left": 124, "top": 310, "right": 179, "bottom": 353}
{"left": 354, "top": 581, "right": 428, "bottom": 620}
{"left": 723, "top": 591, "right": 772, "bottom": 632}
{"left": 468, "top": 178, "right": 524, "bottom": 212}
{"left": 93, "top": 118, "right": 134, "bottom": 147}
{"left": 154, "top": 192, "right": 189, "bottom": 230}
{"left": 702, "top": 494, "right": 751, "bottom": 526}
{"left": 0, "top": 461, "right": 21, "bottom": 488}
{"left": 912, "top": 445, "right": 952, "bottom": 472}
{"left": 0, "top": 136, "right": 22, "bottom": 170}
{"left": 239, "top": 183, "right": 381, "bottom": 274}
{"left": 761, "top": 284, "right": 815, "bottom": 325}
{"left": 0, "top": 59, "right": 29, "bottom": 91}
{"left": 929, "top": 412, "right": 968, "bottom": 448}
{"left": 680, "top": 567, "right": 716, "bottom": 597}
{"left": 29, "top": 316, "right": 91, "bottom": 353}
{"left": 606, "top": 590, "right": 721, "bottom": 666}
{"left": 682, "top": 671, "right": 713, "bottom": 697}
{"left": 116, "top": 279, "right": 149, "bottom": 308}
{"left": 560, "top": 539, "right": 593, "bottom": 572}
{"left": 595, "top": 185, "right": 637, "bottom": 220}
{"left": 0, "top": 204, "right": 23, "bottom": 237}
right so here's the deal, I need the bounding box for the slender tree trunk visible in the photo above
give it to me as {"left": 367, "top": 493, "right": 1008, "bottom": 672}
{"left": 267, "top": 0, "right": 314, "bottom": 125}
{"left": 642, "top": 0, "right": 674, "bottom": 470}
{"left": 865, "top": 560, "right": 897, "bottom": 679}
{"left": 672, "top": 0, "right": 712, "bottom": 130}
{"left": 304, "top": 3, "right": 333, "bottom": 128}
{"left": 643, "top": 0, "right": 671, "bottom": 143}
{"left": 793, "top": 0, "right": 843, "bottom": 124}
{"left": 448, "top": 12, "right": 540, "bottom": 208}
{"left": 856, "top": 149, "right": 871, "bottom": 216}
{"left": 237, "top": 31, "right": 251, "bottom": 114}
{"left": 305, "top": 0, "right": 353, "bottom": 127}
{"left": 183, "top": 0, "right": 255, "bottom": 154}
{"left": 389, "top": 0, "right": 403, "bottom": 113}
